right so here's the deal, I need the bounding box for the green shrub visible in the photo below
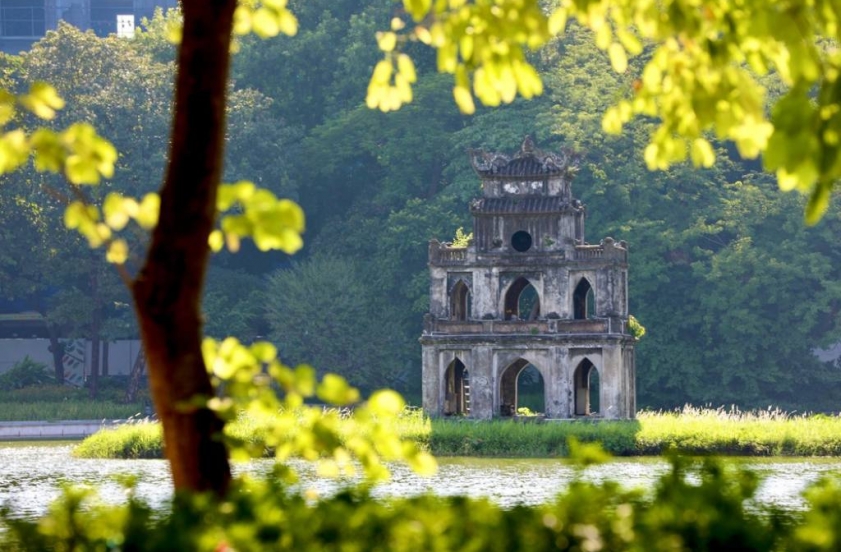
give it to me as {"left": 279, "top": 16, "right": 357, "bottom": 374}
{"left": 0, "top": 357, "right": 52, "bottom": 391}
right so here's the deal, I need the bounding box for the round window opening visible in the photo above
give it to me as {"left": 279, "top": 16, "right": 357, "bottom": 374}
{"left": 511, "top": 231, "right": 533, "bottom": 252}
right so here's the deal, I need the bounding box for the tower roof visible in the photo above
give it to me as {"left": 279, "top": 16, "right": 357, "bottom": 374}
{"left": 470, "top": 196, "right": 581, "bottom": 214}
{"left": 469, "top": 136, "right": 579, "bottom": 179}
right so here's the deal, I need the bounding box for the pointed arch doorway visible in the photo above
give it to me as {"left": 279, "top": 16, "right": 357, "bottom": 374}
{"left": 443, "top": 358, "right": 470, "bottom": 415}
{"left": 499, "top": 358, "right": 545, "bottom": 416}
{"left": 573, "top": 359, "right": 600, "bottom": 416}
{"left": 504, "top": 277, "right": 540, "bottom": 320}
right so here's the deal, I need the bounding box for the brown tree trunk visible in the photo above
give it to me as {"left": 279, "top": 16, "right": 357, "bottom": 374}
{"left": 102, "top": 340, "right": 109, "bottom": 376}
{"left": 46, "top": 324, "right": 65, "bottom": 385}
{"left": 131, "top": 0, "right": 235, "bottom": 496}
{"left": 89, "top": 333, "right": 99, "bottom": 398}
{"left": 89, "top": 264, "right": 100, "bottom": 399}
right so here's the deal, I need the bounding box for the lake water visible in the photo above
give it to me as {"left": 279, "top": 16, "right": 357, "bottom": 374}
{"left": 2, "top": 443, "right": 841, "bottom": 518}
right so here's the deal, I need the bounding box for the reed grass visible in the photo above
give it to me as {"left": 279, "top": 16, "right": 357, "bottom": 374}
{"left": 72, "top": 419, "right": 162, "bottom": 459}
{"left": 73, "top": 405, "right": 841, "bottom": 459}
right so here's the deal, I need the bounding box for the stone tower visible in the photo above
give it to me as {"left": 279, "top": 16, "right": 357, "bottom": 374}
{"left": 420, "top": 137, "right": 636, "bottom": 419}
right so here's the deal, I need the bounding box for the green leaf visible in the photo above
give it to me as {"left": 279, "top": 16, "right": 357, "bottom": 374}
{"left": 105, "top": 239, "right": 129, "bottom": 265}
{"left": 103, "top": 193, "right": 134, "bottom": 231}
{"left": 0, "top": 129, "right": 32, "bottom": 174}
{"left": 208, "top": 230, "right": 224, "bottom": 252}
{"left": 250, "top": 341, "right": 277, "bottom": 363}
{"left": 403, "top": 0, "right": 432, "bottom": 22}
{"left": 30, "top": 129, "right": 65, "bottom": 173}
{"left": 397, "top": 54, "right": 417, "bottom": 83}
{"left": 406, "top": 450, "right": 438, "bottom": 476}
{"left": 277, "top": 9, "right": 298, "bottom": 36}
{"left": 608, "top": 43, "right": 628, "bottom": 73}
{"left": 453, "top": 85, "right": 475, "bottom": 115}
{"left": 20, "top": 82, "right": 65, "bottom": 120}
{"left": 65, "top": 156, "right": 99, "bottom": 185}
{"left": 252, "top": 7, "right": 281, "bottom": 38}
{"left": 602, "top": 106, "right": 623, "bottom": 134}
{"left": 548, "top": 8, "right": 568, "bottom": 35}
{"left": 367, "top": 390, "right": 406, "bottom": 416}
{"left": 233, "top": 5, "right": 252, "bottom": 35}
{"left": 316, "top": 373, "right": 360, "bottom": 406}
{"left": 805, "top": 182, "right": 831, "bottom": 225}
{"left": 293, "top": 364, "right": 317, "bottom": 397}
{"left": 568, "top": 437, "right": 611, "bottom": 467}
{"left": 377, "top": 31, "right": 397, "bottom": 52}
{"left": 690, "top": 138, "right": 715, "bottom": 168}
{"left": 135, "top": 193, "right": 160, "bottom": 229}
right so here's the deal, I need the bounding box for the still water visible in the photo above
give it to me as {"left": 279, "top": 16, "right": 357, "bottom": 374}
{"left": 2, "top": 443, "right": 841, "bottom": 518}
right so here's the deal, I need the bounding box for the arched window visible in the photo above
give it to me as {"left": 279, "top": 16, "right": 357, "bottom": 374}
{"left": 450, "top": 280, "right": 471, "bottom": 321}
{"left": 573, "top": 278, "right": 595, "bottom": 320}
{"left": 443, "top": 358, "right": 470, "bottom": 415}
{"left": 504, "top": 277, "right": 540, "bottom": 320}
{"left": 573, "top": 359, "right": 598, "bottom": 416}
{"left": 499, "top": 359, "right": 544, "bottom": 416}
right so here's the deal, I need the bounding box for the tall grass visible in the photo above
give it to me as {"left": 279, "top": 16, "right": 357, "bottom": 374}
{"left": 0, "top": 385, "right": 147, "bottom": 421}
{"left": 0, "top": 400, "right": 145, "bottom": 422}
{"left": 431, "top": 406, "right": 841, "bottom": 457}
{"left": 74, "top": 405, "right": 841, "bottom": 459}
{"left": 634, "top": 405, "right": 841, "bottom": 456}
{"left": 72, "top": 419, "right": 162, "bottom": 459}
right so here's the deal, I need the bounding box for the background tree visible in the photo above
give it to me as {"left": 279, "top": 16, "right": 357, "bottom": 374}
{"left": 266, "top": 255, "right": 407, "bottom": 392}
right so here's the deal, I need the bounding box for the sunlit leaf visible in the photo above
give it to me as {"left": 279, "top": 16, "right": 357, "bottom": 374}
{"left": 105, "top": 239, "right": 129, "bottom": 265}
{"left": 136, "top": 193, "right": 160, "bottom": 230}
{"left": 453, "top": 85, "right": 475, "bottom": 114}
{"left": 20, "top": 82, "right": 65, "bottom": 120}
{"left": 316, "top": 374, "right": 360, "bottom": 406}
{"left": 690, "top": 138, "right": 715, "bottom": 168}
{"left": 608, "top": 43, "right": 628, "bottom": 73}
{"left": 805, "top": 183, "right": 831, "bottom": 225}
{"left": 377, "top": 31, "right": 397, "bottom": 52}
{"left": 367, "top": 390, "right": 405, "bottom": 416}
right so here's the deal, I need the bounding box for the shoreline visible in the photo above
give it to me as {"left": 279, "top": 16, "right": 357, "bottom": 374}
{"left": 64, "top": 407, "right": 841, "bottom": 459}
{"left": 0, "top": 419, "right": 129, "bottom": 441}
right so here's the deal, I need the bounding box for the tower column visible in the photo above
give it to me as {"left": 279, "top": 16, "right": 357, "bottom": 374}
{"left": 470, "top": 346, "right": 494, "bottom": 419}
{"left": 421, "top": 345, "right": 442, "bottom": 416}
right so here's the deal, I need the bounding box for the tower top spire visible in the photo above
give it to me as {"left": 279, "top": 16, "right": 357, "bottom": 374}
{"left": 468, "top": 136, "right": 580, "bottom": 180}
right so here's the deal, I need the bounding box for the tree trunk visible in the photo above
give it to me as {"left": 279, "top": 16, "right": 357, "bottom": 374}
{"left": 89, "top": 333, "right": 99, "bottom": 398}
{"left": 89, "top": 264, "right": 100, "bottom": 399}
{"left": 46, "top": 324, "right": 65, "bottom": 385}
{"left": 131, "top": 0, "right": 235, "bottom": 496}
{"left": 102, "top": 340, "right": 109, "bottom": 376}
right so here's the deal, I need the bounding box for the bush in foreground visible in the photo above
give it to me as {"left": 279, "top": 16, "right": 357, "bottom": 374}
{"left": 6, "top": 451, "right": 841, "bottom": 551}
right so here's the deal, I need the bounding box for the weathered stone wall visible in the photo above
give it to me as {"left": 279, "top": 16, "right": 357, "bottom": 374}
{"left": 422, "top": 336, "right": 636, "bottom": 419}
{"left": 422, "top": 138, "right": 635, "bottom": 420}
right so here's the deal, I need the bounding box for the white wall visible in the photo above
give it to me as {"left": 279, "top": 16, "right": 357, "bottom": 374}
{"left": 0, "top": 339, "right": 142, "bottom": 386}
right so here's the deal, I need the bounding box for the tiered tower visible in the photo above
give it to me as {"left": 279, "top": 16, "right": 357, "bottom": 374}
{"left": 420, "top": 137, "right": 636, "bottom": 419}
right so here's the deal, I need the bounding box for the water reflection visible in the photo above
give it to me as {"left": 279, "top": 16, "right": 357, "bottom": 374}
{"left": 1, "top": 443, "right": 840, "bottom": 518}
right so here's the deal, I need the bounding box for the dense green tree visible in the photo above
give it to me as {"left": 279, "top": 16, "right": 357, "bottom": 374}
{"left": 203, "top": 266, "right": 266, "bottom": 341}
{"left": 265, "top": 255, "right": 409, "bottom": 391}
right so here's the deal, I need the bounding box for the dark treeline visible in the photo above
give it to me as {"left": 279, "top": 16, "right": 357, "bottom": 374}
{"left": 1, "top": 2, "right": 840, "bottom": 410}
